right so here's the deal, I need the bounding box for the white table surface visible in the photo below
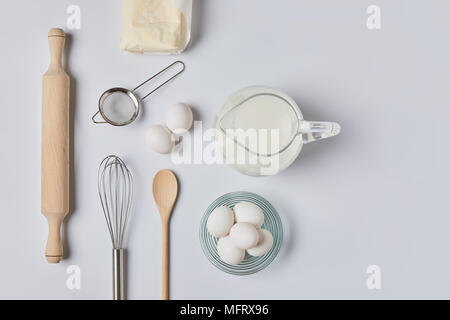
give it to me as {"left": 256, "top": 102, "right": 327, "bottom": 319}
{"left": 1, "top": 0, "right": 449, "bottom": 299}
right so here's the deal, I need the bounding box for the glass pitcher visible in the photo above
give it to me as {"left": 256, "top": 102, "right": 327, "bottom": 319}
{"left": 214, "top": 86, "right": 341, "bottom": 176}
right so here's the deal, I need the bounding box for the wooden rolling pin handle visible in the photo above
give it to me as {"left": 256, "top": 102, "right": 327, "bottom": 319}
{"left": 48, "top": 28, "right": 65, "bottom": 68}
{"left": 45, "top": 215, "right": 63, "bottom": 263}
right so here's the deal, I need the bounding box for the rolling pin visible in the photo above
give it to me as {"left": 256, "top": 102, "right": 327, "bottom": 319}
{"left": 41, "top": 28, "right": 70, "bottom": 263}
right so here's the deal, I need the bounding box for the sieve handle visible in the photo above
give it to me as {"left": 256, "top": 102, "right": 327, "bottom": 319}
{"left": 133, "top": 61, "right": 185, "bottom": 100}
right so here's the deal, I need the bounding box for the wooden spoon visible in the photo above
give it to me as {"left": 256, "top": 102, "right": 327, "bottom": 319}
{"left": 152, "top": 169, "right": 178, "bottom": 300}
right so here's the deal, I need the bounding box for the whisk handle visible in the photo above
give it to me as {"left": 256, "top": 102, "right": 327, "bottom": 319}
{"left": 113, "top": 249, "right": 125, "bottom": 300}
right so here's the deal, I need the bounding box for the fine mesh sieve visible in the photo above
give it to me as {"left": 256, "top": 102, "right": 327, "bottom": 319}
{"left": 92, "top": 61, "right": 185, "bottom": 126}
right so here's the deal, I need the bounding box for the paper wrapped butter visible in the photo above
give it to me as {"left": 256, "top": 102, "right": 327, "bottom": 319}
{"left": 119, "top": 0, "right": 192, "bottom": 54}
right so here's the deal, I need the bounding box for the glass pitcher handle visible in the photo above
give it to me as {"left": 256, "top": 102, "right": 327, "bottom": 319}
{"left": 299, "top": 121, "right": 341, "bottom": 144}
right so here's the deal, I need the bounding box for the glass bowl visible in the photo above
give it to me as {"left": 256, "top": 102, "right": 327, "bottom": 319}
{"left": 200, "top": 191, "right": 283, "bottom": 275}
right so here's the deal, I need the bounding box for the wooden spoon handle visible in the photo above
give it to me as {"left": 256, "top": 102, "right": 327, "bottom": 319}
{"left": 162, "top": 220, "right": 169, "bottom": 300}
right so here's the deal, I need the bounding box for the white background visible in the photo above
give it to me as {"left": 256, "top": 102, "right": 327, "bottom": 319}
{"left": 1, "top": 0, "right": 449, "bottom": 299}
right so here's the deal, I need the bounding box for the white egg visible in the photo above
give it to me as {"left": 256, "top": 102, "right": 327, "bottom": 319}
{"left": 146, "top": 125, "right": 174, "bottom": 154}
{"left": 217, "top": 236, "right": 245, "bottom": 265}
{"left": 234, "top": 201, "right": 264, "bottom": 227}
{"left": 206, "top": 206, "right": 235, "bottom": 238}
{"left": 166, "top": 102, "right": 193, "bottom": 135}
{"left": 229, "top": 222, "right": 260, "bottom": 250}
{"left": 247, "top": 229, "right": 274, "bottom": 257}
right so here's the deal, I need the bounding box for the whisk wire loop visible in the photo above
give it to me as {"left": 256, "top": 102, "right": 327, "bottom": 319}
{"left": 98, "top": 155, "right": 133, "bottom": 249}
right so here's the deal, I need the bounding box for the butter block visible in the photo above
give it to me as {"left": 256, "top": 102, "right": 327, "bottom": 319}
{"left": 120, "top": 0, "right": 189, "bottom": 54}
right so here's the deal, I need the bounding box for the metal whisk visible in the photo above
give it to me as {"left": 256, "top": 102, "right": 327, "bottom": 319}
{"left": 98, "top": 155, "right": 133, "bottom": 300}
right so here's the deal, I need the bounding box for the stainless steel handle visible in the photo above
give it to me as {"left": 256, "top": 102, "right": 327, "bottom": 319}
{"left": 113, "top": 249, "right": 125, "bottom": 300}
{"left": 133, "top": 60, "right": 185, "bottom": 100}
